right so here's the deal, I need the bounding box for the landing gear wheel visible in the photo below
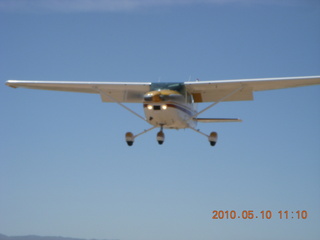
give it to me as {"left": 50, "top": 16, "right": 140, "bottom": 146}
{"left": 157, "top": 131, "right": 165, "bottom": 145}
{"left": 125, "top": 132, "right": 134, "bottom": 146}
{"left": 208, "top": 132, "right": 218, "bottom": 146}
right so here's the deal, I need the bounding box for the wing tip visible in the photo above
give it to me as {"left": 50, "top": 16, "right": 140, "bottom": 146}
{"left": 6, "top": 80, "right": 17, "bottom": 88}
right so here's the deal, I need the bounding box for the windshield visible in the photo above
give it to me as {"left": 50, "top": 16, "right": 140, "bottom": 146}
{"left": 150, "top": 82, "right": 185, "bottom": 94}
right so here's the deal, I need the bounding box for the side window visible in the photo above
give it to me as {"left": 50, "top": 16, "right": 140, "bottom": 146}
{"left": 186, "top": 92, "right": 193, "bottom": 103}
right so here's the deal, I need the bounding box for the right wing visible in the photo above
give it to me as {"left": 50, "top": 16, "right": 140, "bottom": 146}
{"left": 6, "top": 80, "right": 151, "bottom": 103}
{"left": 184, "top": 76, "right": 320, "bottom": 102}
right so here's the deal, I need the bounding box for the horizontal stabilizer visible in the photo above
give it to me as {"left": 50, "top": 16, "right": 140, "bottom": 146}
{"left": 194, "top": 118, "right": 242, "bottom": 123}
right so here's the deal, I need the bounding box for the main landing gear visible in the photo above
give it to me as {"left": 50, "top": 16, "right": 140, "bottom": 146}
{"left": 189, "top": 127, "right": 218, "bottom": 147}
{"left": 125, "top": 126, "right": 217, "bottom": 147}
{"left": 209, "top": 132, "right": 218, "bottom": 146}
{"left": 125, "top": 125, "right": 166, "bottom": 146}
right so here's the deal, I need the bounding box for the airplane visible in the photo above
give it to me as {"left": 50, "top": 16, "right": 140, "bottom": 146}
{"left": 6, "top": 76, "right": 320, "bottom": 146}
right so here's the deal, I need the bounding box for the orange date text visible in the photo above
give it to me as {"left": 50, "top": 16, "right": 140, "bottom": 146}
{"left": 211, "top": 210, "right": 308, "bottom": 220}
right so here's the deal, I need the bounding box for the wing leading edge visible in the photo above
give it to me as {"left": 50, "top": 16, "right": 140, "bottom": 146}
{"left": 184, "top": 76, "right": 320, "bottom": 102}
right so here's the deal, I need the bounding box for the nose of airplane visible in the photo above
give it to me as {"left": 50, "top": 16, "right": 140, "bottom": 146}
{"left": 143, "top": 91, "right": 163, "bottom": 102}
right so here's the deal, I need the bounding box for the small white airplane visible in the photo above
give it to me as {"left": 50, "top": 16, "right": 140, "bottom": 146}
{"left": 6, "top": 76, "right": 320, "bottom": 146}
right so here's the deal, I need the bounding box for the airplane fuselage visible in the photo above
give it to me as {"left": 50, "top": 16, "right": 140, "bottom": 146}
{"left": 143, "top": 101, "right": 197, "bottom": 129}
{"left": 142, "top": 82, "right": 197, "bottom": 129}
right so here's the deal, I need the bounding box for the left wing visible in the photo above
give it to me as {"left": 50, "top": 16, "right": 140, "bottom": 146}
{"left": 6, "top": 80, "right": 151, "bottom": 103}
{"left": 185, "top": 76, "right": 320, "bottom": 102}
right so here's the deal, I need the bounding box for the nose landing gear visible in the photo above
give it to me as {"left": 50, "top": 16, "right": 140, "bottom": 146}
{"left": 157, "top": 126, "right": 165, "bottom": 145}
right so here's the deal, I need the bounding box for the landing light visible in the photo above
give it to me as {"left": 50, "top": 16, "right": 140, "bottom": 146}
{"left": 161, "top": 104, "right": 167, "bottom": 110}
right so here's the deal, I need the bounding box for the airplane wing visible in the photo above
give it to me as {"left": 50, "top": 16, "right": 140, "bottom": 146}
{"left": 184, "top": 76, "right": 320, "bottom": 102}
{"left": 6, "top": 80, "right": 151, "bottom": 103}
{"left": 6, "top": 76, "right": 320, "bottom": 103}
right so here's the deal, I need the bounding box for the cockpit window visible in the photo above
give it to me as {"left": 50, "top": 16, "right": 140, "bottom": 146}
{"left": 150, "top": 82, "right": 185, "bottom": 94}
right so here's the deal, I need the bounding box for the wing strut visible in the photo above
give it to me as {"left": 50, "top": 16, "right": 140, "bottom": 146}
{"left": 188, "top": 126, "right": 209, "bottom": 137}
{"left": 93, "top": 87, "right": 147, "bottom": 122}
{"left": 190, "top": 86, "right": 244, "bottom": 120}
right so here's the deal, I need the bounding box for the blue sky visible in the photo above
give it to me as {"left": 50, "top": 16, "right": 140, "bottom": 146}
{"left": 1, "top": 1, "right": 320, "bottom": 240}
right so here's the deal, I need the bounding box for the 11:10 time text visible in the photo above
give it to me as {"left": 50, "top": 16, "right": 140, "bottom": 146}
{"left": 212, "top": 210, "right": 308, "bottom": 220}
